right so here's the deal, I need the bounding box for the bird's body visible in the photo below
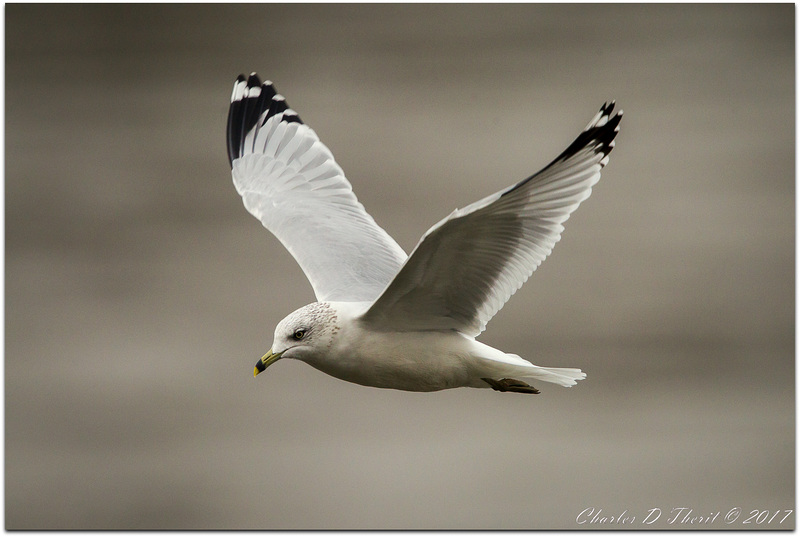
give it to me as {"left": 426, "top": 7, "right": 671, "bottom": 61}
{"left": 269, "top": 301, "right": 584, "bottom": 392}
{"left": 228, "top": 73, "right": 622, "bottom": 394}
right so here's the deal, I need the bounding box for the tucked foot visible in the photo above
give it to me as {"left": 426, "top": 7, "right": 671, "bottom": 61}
{"left": 482, "top": 378, "right": 541, "bottom": 394}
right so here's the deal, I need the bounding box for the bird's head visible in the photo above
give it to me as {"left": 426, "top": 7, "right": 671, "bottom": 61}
{"left": 254, "top": 302, "right": 339, "bottom": 377}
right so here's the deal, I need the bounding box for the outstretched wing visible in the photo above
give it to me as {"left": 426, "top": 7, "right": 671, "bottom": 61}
{"left": 362, "top": 102, "right": 622, "bottom": 336}
{"left": 227, "top": 73, "right": 407, "bottom": 302}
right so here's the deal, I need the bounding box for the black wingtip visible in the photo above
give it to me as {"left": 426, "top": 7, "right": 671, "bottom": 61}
{"left": 557, "top": 101, "right": 623, "bottom": 164}
{"left": 500, "top": 102, "right": 622, "bottom": 199}
{"left": 226, "top": 73, "right": 304, "bottom": 168}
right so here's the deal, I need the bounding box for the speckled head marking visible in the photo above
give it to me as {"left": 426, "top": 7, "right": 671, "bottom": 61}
{"left": 275, "top": 302, "right": 338, "bottom": 347}
{"left": 254, "top": 302, "right": 341, "bottom": 376}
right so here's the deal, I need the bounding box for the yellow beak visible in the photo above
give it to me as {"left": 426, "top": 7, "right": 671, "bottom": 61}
{"left": 253, "top": 348, "right": 284, "bottom": 377}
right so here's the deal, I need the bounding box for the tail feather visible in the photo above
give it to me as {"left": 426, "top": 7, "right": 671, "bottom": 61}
{"left": 475, "top": 351, "right": 586, "bottom": 388}
{"left": 521, "top": 365, "right": 586, "bottom": 387}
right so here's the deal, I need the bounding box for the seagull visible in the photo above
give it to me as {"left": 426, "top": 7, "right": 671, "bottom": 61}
{"left": 228, "top": 73, "right": 621, "bottom": 394}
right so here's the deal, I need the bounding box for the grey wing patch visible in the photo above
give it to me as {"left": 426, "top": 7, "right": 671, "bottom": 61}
{"left": 363, "top": 210, "right": 526, "bottom": 332}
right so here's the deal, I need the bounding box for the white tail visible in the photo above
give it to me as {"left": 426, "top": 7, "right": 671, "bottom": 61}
{"left": 473, "top": 346, "right": 587, "bottom": 388}
{"left": 520, "top": 365, "right": 586, "bottom": 387}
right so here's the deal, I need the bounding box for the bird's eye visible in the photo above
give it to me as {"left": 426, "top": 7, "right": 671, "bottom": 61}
{"left": 292, "top": 329, "right": 306, "bottom": 340}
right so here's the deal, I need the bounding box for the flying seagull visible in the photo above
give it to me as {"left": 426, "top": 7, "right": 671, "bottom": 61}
{"left": 227, "top": 73, "right": 621, "bottom": 394}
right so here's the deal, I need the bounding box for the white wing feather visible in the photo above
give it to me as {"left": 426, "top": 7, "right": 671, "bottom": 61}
{"left": 227, "top": 74, "right": 406, "bottom": 302}
{"left": 362, "top": 103, "right": 622, "bottom": 336}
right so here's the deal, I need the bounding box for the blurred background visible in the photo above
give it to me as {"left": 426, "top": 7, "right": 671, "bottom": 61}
{"left": 5, "top": 4, "right": 794, "bottom": 530}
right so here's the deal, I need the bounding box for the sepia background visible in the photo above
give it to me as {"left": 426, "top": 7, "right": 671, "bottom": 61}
{"left": 5, "top": 4, "right": 794, "bottom": 530}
